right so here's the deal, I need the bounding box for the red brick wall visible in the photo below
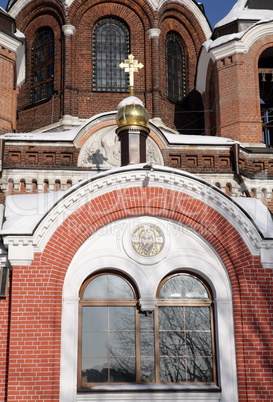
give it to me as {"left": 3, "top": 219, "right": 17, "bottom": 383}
{"left": 0, "top": 46, "right": 17, "bottom": 133}
{"left": 2, "top": 186, "right": 272, "bottom": 400}
{"left": 14, "top": 0, "right": 207, "bottom": 133}
{"left": 209, "top": 34, "right": 273, "bottom": 143}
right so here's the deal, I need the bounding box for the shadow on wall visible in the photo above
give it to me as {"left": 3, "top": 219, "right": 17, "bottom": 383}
{"left": 174, "top": 90, "right": 205, "bottom": 135}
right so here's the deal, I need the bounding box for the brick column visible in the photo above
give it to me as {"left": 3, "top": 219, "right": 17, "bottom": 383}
{"left": 62, "top": 24, "right": 76, "bottom": 119}
{"left": 216, "top": 54, "right": 263, "bottom": 143}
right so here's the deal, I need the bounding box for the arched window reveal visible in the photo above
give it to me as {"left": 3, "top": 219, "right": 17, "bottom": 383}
{"left": 79, "top": 272, "right": 215, "bottom": 387}
{"left": 93, "top": 18, "right": 129, "bottom": 92}
{"left": 32, "top": 27, "right": 54, "bottom": 103}
{"left": 166, "top": 32, "right": 187, "bottom": 103}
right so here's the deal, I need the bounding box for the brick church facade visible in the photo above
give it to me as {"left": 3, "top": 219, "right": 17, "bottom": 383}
{"left": 0, "top": 0, "right": 273, "bottom": 401}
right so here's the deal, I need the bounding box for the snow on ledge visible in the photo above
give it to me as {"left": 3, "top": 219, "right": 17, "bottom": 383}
{"left": 164, "top": 133, "right": 238, "bottom": 145}
{"left": 234, "top": 197, "right": 273, "bottom": 238}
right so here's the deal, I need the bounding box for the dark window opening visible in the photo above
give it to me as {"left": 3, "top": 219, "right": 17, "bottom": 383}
{"left": 166, "top": 32, "right": 187, "bottom": 103}
{"left": 31, "top": 27, "right": 54, "bottom": 103}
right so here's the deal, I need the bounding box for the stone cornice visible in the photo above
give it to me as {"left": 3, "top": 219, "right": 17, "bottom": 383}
{"left": 2, "top": 166, "right": 269, "bottom": 265}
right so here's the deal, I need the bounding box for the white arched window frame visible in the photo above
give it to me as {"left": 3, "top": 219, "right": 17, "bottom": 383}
{"left": 60, "top": 219, "right": 238, "bottom": 402}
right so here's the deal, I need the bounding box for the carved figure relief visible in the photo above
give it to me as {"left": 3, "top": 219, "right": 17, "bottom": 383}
{"left": 79, "top": 126, "right": 163, "bottom": 168}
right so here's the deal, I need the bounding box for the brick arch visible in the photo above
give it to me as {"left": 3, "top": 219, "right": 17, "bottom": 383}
{"left": 42, "top": 186, "right": 256, "bottom": 294}
{"left": 69, "top": 0, "right": 155, "bottom": 26}
{"left": 158, "top": 2, "right": 208, "bottom": 45}
{"left": 15, "top": 0, "right": 65, "bottom": 32}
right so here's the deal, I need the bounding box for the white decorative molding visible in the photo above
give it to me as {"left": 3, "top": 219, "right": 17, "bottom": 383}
{"left": 0, "top": 31, "right": 22, "bottom": 53}
{"left": 62, "top": 24, "right": 76, "bottom": 37}
{"left": 6, "top": 238, "right": 34, "bottom": 266}
{"left": 2, "top": 165, "right": 267, "bottom": 258}
{"left": 148, "top": 28, "right": 161, "bottom": 39}
{"left": 60, "top": 218, "right": 238, "bottom": 402}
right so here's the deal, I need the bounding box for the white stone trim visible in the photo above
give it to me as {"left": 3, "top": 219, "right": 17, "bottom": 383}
{"left": 148, "top": 28, "right": 161, "bottom": 39}
{"left": 27, "top": 166, "right": 263, "bottom": 255}
{"left": 60, "top": 218, "right": 238, "bottom": 402}
{"left": 0, "top": 31, "right": 21, "bottom": 53}
{"left": 62, "top": 24, "right": 76, "bottom": 37}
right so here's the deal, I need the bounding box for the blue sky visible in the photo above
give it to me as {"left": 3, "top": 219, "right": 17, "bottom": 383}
{"left": 0, "top": 0, "right": 237, "bottom": 29}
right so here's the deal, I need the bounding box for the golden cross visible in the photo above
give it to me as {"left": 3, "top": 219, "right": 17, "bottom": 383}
{"left": 120, "top": 54, "right": 144, "bottom": 95}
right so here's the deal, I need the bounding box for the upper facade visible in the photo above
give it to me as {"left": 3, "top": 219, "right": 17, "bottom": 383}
{"left": 5, "top": 0, "right": 211, "bottom": 134}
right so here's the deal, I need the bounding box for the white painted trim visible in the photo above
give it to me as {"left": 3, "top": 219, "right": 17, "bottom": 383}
{"left": 0, "top": 30, "right": 21, "bottom": 53}
{"left": 60, "top": 218, "right": 238, "bottom": 402}
{"left": 2, "top": 165, "right": 267, "bottom": 267}
{"left": 62, "top": 24, "right": 76, "bottom": 37}
{"left": 27, "top": 166, "right": 262, "bottom": 255}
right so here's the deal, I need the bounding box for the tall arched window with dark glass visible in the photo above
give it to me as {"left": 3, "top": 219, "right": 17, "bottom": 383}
{"left": 166, "top": 32, "right": 186, "bottom": 103}
{"left": 32, "top": 28, "right": 54, "bottom": 103}
{"left": 93, "top": 18, "right": 129, "bottom": 92}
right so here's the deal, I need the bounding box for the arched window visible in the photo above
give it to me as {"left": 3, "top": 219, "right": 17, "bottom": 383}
{"left": 32, "top": 27, "right": 54, "bottom": 103}
{"left": 93, "top": 18, "right": 129, "bottom": 92}
{"left": 166, "top": 32, "right": 186, "bottom": 103}
{"left": 78, "top": 272, "right": 215, "bottom": 387}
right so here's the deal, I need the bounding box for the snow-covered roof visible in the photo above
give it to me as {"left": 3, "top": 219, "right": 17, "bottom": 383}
{"left": 215, "top": 0, "right": 273, "bottom": 29}
{"left": 164, "top": 133, "right": 237, "bottom": 145}
{"left": 1, "top": 111, "right": 238, "bottom": 146}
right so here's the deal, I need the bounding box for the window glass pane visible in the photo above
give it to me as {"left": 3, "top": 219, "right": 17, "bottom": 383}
{"left": 140, "top": 331, "right": 154, "bottom": 356}
{"left": 82, "top": 331, "right": 108, "bottom": 357}
{"left": 110, "top": 306, "right": 135, "bottom": 330}
{"left": 83, "top": 274, "right": 134, "bottom": 299}
{"left": 110, "top": 357, "right": 136, "bottom": 382}
{"left": 82, "top": 357, "right": 108, "bottom": 383}
{"left": 185, "top": 307, "right": 211, "bottom": 330}
{"left": 110, "top": 331, "right": 135, "bottom": 356}
{"left": 140, "top": 311, "right": 154, "bottom": 330}
{"left": 159, "top": 274, "right": 208, "bottom": 299}
{"left": 159, "top": 306, "right": 183, "bottom": 330}
{"left": 186, "top": 331, "right": 212, "bottom": 357}
{"left": 141, "top": 358, "right": 155, "bottom": 382}
{"left": 80, "top": 273, "right": 214, "bottom": 386}
{"left": 160, "top": 357, "right": 186, "bottom": 382}
{"left": 187, "top": 357, "right": 213, "bottom": 383}
{"left": 159, "top": 331, "right": 185, "bottom": 356}
{"left": 82, "top": 306, "right": 107, "bottom": 331}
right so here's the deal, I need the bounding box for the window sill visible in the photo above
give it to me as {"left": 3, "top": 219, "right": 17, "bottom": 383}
{"left": 77, "top": 385, "right": 221, "bottom": 401}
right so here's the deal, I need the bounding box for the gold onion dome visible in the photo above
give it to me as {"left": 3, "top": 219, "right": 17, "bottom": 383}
{"left": 115, "top": 96, "right": 150, "bottom": 134}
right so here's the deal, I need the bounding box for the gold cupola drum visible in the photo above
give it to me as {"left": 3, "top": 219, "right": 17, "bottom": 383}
{"left": 116, "top": 54, "right": 150, "bottom": 166}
